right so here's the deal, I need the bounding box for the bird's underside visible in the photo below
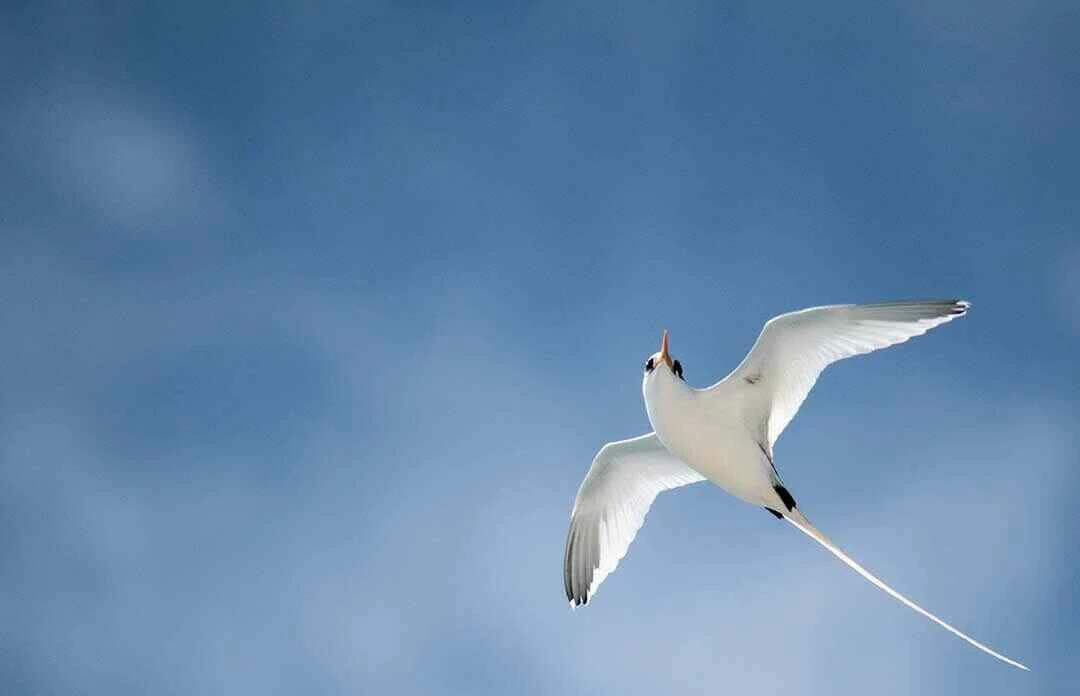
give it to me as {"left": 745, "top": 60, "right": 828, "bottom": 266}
{"left": 562, "top": 299, "right": 1029, "bottom": 670}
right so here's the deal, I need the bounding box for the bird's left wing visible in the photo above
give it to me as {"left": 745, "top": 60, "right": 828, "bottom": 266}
{"left": 706, "top": 300, "right": 969, "bottom": 450}
{"left": 564, "top": 433, "right": 704, "bottom": 606}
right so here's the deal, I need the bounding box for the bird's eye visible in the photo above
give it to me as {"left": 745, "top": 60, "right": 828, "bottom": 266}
{"left": 673, "top": 359, "right": 684, "bottom": 380}
{"left": 644, "top": 357, "right": 655, "bottom": 372}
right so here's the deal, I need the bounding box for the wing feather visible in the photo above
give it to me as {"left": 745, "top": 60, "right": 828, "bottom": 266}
{"left": 710, "top": 300, "right": 969, "bottom": 448}
{"left": 564, "top": 433, "right": 704, "bottom": 606}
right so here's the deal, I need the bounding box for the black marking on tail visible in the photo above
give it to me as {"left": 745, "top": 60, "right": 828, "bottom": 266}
{"left": 765, "top": 507, "right": 783, "bottom": 520}
{"left": 774, "top": 484, "right": 797, "bottom": 512}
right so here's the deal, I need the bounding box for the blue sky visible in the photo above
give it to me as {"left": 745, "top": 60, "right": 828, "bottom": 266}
{"left": 1, "top": 1, "right": 1077, "bottom": 694}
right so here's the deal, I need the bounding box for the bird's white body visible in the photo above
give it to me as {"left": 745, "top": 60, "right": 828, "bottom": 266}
{"left": 563, "top": 299, "right": 1030, "bottom": 671}
{"left": 644, "top": 376, "right": 776, "bottom": 507}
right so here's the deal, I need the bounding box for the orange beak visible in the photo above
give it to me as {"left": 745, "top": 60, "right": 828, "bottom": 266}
{"left": 660, "top": 330, "right": 673, "bottom": 368}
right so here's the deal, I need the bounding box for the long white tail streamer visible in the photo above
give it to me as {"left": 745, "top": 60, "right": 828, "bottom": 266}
{"left": 784, "top": 509, "right": 1029, "bottom": 671}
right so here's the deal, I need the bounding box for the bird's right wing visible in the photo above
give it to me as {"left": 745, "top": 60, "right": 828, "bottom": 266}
{"left": 564, "top": 433, "right": 704, "bottom": 607}
{"left": 707, "top": 300, "right": 969, "bottom": 450}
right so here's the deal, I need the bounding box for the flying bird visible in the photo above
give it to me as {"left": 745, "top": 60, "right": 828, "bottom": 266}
{"left": 563, "top": 300, "right": 1028, "bottom": 670}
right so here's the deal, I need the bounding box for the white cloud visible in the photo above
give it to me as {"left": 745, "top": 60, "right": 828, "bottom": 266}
{"left": 5, "top": 82, "right": 220, "bottom": 237}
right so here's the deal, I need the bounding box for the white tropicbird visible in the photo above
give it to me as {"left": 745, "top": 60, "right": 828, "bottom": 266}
{"left": 564, "top": 300, "right": 1028, "bottom": 670}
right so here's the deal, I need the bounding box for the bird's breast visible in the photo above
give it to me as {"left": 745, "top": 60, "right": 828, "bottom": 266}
{"left": 644, "top": 383, "right": 717, "bottom": 462}
{"left": 644, "top": 379, "right": 772, "bottom": 504}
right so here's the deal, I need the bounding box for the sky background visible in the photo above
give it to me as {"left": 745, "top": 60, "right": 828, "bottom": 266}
{"left": 1, "top": 1, "right": 1078, "bottom": 694}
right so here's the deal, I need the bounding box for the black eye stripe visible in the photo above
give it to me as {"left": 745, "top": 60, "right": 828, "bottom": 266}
{"left": 645, "top": 357, "right": 684, "bottom": 378}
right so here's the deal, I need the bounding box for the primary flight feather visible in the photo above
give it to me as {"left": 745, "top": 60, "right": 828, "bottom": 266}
{"left": 563, "top": 299, "right": 1028, "bottom": 671}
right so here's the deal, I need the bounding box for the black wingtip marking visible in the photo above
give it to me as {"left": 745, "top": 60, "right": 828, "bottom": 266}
{"left": 774, "top": 484, "right": 796, "bottom": 512}
{"left": 765, "top": 507, "right": 783, "bottom": 520}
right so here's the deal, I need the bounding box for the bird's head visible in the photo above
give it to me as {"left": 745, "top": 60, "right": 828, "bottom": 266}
{"left": 643, "top": 330, "right": 684, "bottom": 383}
